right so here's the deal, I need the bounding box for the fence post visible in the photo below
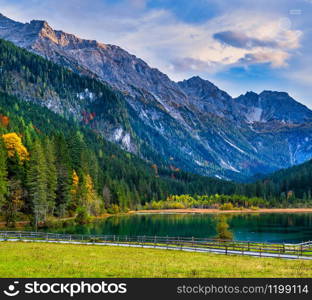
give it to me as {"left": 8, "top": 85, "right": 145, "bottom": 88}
{"left": 154, "top": 236, "right": 156, "bottom": 248}
{"left": 225, "top": 245, "right": 228, "bottom": 255}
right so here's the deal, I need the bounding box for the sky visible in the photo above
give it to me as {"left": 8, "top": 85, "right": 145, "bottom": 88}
{"left": 1, "top": 0, "right": 312, "bottom": 107}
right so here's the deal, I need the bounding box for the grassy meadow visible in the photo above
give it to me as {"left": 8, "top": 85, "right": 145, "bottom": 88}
{"left": 0, "top": 241, "right": 311, "bottom": 278}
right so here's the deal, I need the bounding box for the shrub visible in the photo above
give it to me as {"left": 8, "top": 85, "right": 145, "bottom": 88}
{"left": 219, "top": 203, "right": 234, "bottom": 210}
{"left": 216, "top": 216, "right": 233, "bottom": 240}
{"left": 250, "top": 206, "right": 259, "bottom": 210}
{"left": 62, "top": 219, "right": 76, "bottom": 227}
{"left": 43, "top": 217, "right": 63, "bottom": 229}
{"left": 107, "top": 204, "right": 120, "bottom": 214}
{"left": 75, "top": 207, "right": 91, "bottom": 225}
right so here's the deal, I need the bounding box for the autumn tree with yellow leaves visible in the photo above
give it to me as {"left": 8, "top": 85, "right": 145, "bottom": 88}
{"left": 2, "top": 133, "right": 29, "bottom": 162}
{"left": 79, "top": 173, "right": 102, "bottom": 216}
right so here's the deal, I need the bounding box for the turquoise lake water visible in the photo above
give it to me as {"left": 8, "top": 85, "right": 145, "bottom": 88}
{"left": 45, "top": 213, "right": 312, "bottom": 243}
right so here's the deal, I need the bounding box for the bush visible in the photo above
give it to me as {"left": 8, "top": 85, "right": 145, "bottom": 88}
{"left": 62, "top": 219, "right": 76, "bottom": 227}
{"left": 219, "top": 203, "right": 234, "bottom": 210}
{"left": 75, "top": 207, "right": 91, "bottom": 225}
{"left": 216, "top": 216, "right": 233, "bottom": 240}
{"left": 107, "top": 204, "right": 120, "bottom": 214}
{"left": 250, "top": 206, "right": 259, "bottom": 210}
{"left": 43, "top": 217, "right": 63, "bottom": 229}
{"left": 150, "top": 201, "right": 162, "bottom": 210}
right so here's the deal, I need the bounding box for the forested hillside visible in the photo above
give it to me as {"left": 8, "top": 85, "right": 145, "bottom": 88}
{"left": 0, "top": 91, "right": 237, "bottom": 225}
{"left": 258, "top": 159, "right": 312, "bottom": 204}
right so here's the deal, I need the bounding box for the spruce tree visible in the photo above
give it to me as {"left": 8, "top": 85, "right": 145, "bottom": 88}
{"left": 54, "top": 135, "right": 71, "bottom": 216}
{"left": 45, "top": 138, "right": 57, "bottom": 214}
{"left": 27, "top": 140, "right": 48, "bottom": 220}
{"left": 0, "top": 141, "right": 8, "bottom": 209}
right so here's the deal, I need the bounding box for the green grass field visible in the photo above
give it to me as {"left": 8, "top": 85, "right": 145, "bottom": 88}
{"left": 0, "top": 241, "right": 311, "bottom": 278}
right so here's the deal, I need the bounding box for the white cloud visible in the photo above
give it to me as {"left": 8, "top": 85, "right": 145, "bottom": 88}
{"left": 106, "top": 10, "right": 302, "bottom": 79}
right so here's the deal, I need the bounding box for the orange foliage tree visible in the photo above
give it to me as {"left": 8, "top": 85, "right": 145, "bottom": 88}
{"left": 0, "top": 115, "right": 10, "bottom": 127}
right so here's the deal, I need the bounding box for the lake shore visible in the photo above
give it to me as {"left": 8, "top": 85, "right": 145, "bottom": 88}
{"left": 134, "top": 208, "right": 312, "bottom": 214}
{"left": 2, "top": 208, "right": 311, "bottom": 229}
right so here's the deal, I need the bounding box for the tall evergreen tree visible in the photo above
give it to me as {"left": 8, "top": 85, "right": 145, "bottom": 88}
{"left": 45, "top": 138, "right": 57, "bottom": 214}
{"left": 27, "top": 140, "right": 48, "bottom": 219}
{"left": 0, "top": 141, "right": 8, "bottom": 209}
{"left": 54, "top": 135, "right": 71, "bottom": 216}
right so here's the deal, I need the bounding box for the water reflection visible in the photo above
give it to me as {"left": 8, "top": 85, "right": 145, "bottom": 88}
{"left": 44, "top": 213, "right": 312, "bottom": 243}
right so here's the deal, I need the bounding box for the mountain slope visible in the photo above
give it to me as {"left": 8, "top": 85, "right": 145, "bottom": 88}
{"left": 0, "top": 89, "right": 238, "bottom": 213}
{"left": 1, "top": 13, "right": 312, "bottom": 181}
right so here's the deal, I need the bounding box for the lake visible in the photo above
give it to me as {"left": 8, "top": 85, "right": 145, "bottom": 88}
{"left": 44, "top": 212, "right": 312, "bottom": 243}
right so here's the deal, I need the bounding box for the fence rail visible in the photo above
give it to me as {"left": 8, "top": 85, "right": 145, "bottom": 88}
{"left": 0, "top": 231, "right": 311, "bottom": 260}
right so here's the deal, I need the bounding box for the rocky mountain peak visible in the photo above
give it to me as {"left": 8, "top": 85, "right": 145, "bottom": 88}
{"left": 236, "top": 90, "right": 312, "bottom": 124}
{"left": 29, "top": 19, "right": 50, "bottom": 28}
{"left": 28, "top": 20, "right": 58, "bottom": 42}
{"left": 179, "top": 76, "right": 216, "bottom": 89}
{"left": 259, "top": 90, "right": 290, "bottom": 99}
{"left": 244, "top": 91, "right": 258, "bottom": 97}
{"left": 178, "top": 75, "right": 231, "bottom": 103}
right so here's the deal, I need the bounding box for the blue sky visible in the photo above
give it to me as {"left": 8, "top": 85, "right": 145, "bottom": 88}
{"left": 1, "top": 0, "right": 312, "bottom": 107}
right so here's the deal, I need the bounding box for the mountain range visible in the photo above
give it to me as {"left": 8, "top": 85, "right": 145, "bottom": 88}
{"left": 1, "top": 12, "right": 312, "bottom": 181}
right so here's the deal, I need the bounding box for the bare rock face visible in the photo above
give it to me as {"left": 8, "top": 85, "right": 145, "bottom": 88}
{"left": 1, "top": 12, "right": 312, "bottom": 181}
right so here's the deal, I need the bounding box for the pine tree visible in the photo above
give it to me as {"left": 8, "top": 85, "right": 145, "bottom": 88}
{"left": 0, "top": 141, "right": 8, "bottom": 209}
{"left": 54, "top": 135, "right": 71, "bottom": 216}
{"left": 27, "top": 140, "right": 48, "bottom": 219}
{"left": 4, "top": 179, "right": 23, "bottom": 227}
{"left": 45, "top": 138, "right": 57, "bottom": 214}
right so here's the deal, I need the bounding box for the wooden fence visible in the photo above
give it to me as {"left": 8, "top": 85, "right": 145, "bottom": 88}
{"left": 0, "top": 231, "right": 311, "bottom": 259}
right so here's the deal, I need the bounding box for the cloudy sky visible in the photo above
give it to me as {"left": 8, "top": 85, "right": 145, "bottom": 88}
{"left": 1, "top": 0, "right": 312, "bottom": 107}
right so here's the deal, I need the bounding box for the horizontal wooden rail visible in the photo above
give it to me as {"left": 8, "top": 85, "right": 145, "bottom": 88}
{"left": 0, "top": 231, "right": 311, "bottom": 259}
